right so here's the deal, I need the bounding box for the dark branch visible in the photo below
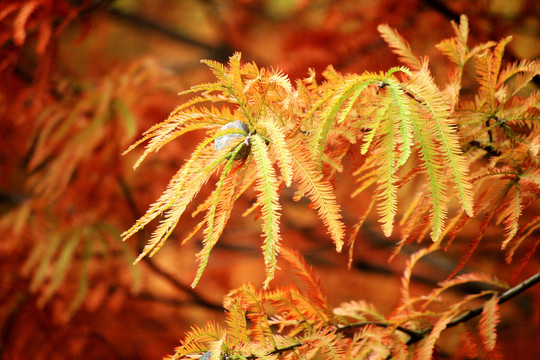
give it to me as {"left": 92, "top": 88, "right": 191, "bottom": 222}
{"left": 406, "top": 271, "right": 540, "bottom": 345}
{"left": 337, "top": 321, "right": 421, "bottom": 339}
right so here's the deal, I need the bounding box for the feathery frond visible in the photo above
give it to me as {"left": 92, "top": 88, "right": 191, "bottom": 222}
{"left": 377, "top": 24, "right": 422, "bottom": 71}
{"left": 251, "top": 134, "right": 282, "bottom": 288}
{"left": 289, "top": 139, "right": 345, "bottom": 251}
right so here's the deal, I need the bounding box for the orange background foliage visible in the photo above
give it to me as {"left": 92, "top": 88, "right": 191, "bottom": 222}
{"left": 0, "top": 0, "right": 539, "bottom": 359}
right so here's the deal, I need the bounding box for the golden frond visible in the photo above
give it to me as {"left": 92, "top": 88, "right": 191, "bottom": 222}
{"left": 250, "top": 134, "right": 282, "bottom": 288}
{"left": 289, "top": 139, "right": 345, "bottom": 251}
{"left": 173, "top": 322, "right": 225, "bottom": 357}
{"left": 377, "top": 24, "right": 422, "bottom": 71}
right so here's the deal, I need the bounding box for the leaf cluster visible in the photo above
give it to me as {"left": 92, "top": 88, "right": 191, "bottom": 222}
{"left": 124, "top": 16, "right": 539, "bottom": 287}
{"left": 167, "top": 247, "right": 512, "bottom": 360}
{"left": 121, "top": 15, "right": 540, "bottom": 358}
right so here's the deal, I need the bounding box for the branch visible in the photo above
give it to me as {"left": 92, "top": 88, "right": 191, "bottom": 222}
{"left": 406, "top": 271, "right": 540, "bottom": 345}
{"left": 337, "top": 321, "right": 421, "bottom": 339}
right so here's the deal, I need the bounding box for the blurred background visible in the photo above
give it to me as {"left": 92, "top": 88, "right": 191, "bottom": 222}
{"left": 1, "top": 0, "right": 539, "bottom": 359}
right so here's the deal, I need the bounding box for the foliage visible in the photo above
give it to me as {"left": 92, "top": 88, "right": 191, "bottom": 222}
{"left": 119, "top": 15, "right": 540, "bottom": 359}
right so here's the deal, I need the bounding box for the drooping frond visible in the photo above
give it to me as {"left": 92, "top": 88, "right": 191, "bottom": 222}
{"left": 124, "top": 140, "right": 232, "bottom": 264}
{"left": 406, "top": 63, "right": 474, "bottom": 218}
{"left": 497, "top": 181, "right": 522, "bottom": 249}
{"left": 192, "top": 155, "right": 242, "bottom": 288}
{"left": 289, "top": 139, "right": 345, "bottom": 251}
{"left": 506, "top": 216, "right": 540, "bottom": 265}
{"left": 122, "top": 132, "right": 227, "bottom": 243}
{"left": 374, "top": 97, "right": 399, "bottom": 237}
{"left": 250, "top": 134, "right": 282, "bottom": 288}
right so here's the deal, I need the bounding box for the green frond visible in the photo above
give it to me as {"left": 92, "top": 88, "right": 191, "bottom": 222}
{"left": 410, "top": 119, "right": 449, "bottom": 241}
{"left": 377, "top": 24, "right": 422, "bottom": 71}
{"left": 261, "top": 117, "right": 294, "bottom": 186}
{"left": 315, "top": 73, "right": 378, "bottom": 162}
{"left": 360, "top": 103, "right": 386, "bottom": 155}
{"left": 289, "top": 139, "right": 345, "bottom": 251}
{"left": 250, "top": 134, "right": 282, "bottom": 288}
{"left": 407, "top": 64, "right": 474, "bottom": 219}
{"left": 387, "top": 78, "right": 414, "bottom": 166}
